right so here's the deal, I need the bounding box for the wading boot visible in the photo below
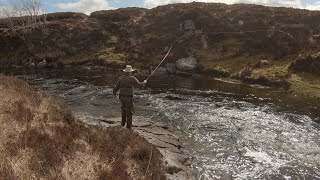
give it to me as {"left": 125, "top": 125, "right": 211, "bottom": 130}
{"left": 121, "top": 111, "right": 126, "bottom": 126}
{"left": 126, "top": 113, "right": 132, "bottom": 129}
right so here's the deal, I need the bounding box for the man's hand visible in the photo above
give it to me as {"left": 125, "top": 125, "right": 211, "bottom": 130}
{"left": 142, "top": 80, "right": 147, "bottom": 86}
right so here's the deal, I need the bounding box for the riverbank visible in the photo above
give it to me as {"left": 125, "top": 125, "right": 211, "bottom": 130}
{"left": 1, "top": 2, "right": 320, "bottom": 101}
{"left": 0, "top": 75, "right": 166, "bottom": 179}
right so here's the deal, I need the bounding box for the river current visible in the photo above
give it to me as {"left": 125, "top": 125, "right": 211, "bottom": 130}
{"left": 2, "top": 68, "right": 320, "bottom": 180}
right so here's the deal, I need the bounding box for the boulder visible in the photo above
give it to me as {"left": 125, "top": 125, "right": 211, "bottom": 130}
{"left": 289, "top": 53, "right": 320, "bottom": 75}
{"left": 176, "top": 57, "right": 197, "bottom": 71}
{"left": 184, "top": 20, "right": 196, "bottom": 30}
{"left": 27, "top": 62, "right": 36, "bottom": 68}
{"left": 253, "top": 59, "right": 270, "bottom": 69}
{"left": 166, "top": 63, "right": 176, "bottom": 74}
{"left": 37, "top": 60, "right": 47, "bottom": 68}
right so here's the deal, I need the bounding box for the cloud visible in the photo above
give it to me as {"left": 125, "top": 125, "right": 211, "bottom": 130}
{"left": 144, "top": 0, "right": 301, "bottom": 9}
{"left": 56, "top": 0, "right": 113, "bottom": 15}
{"left": 305, "top": 1, "right": 320, "bottom": 10}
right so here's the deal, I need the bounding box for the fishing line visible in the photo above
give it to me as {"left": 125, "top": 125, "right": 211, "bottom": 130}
{"left": 145, "top": 40, "right": 179, "bottom": 81}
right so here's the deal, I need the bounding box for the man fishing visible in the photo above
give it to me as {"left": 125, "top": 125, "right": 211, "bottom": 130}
{"left": 113, "top": 65, "right": 147, "bottom": 128}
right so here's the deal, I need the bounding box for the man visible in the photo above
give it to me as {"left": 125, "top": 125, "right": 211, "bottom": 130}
{"left": 113, "top": 65, "right": 147, "bottom": 128}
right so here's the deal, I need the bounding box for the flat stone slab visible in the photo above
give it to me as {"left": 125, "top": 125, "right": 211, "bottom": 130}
{"left": 93, "top": 115, "right": 193, "bottom": 179}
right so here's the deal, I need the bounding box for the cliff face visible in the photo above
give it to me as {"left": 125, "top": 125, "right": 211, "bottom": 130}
{"left": 1, "top": 3, "right": 320, "bottom": 68}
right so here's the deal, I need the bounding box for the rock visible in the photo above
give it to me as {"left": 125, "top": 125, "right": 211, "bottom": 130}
{"left": 95, "top": 116, "right": 192, "bottom": 179}
{"left": 152, "top": 67, "right": 167, "bottom": 76}
{"left": 47, "top": 62, "right": 58, "bottom": 68}
{"left": 176, "top": 57, "right": 197, "bottom": 71}
{"left": 240, "top": 67, "right": 252, "bottom": 77}
{"left": 133, "top": 53, "right": 139, "bottom": 59}
{"left": 182, "top": 30, "right": 194, "bottom": 39}
{"left": 289, "top": 53, "right": 320, "bottom": 75}
{"left": 165, "top": 63, "right": 176, "bottom": 74}
{"left": 80, "top": 66, "right": 91, "bottom": 70}
{"left": 176, "top": 70, "right": 193, "bottom": 76}
{"left": 164, "top": 95, "right": 185, "bottom": 101}
{"left": 38, "top": 59, "right": 47, "bottom": 68}
{"left": 184, "top": 20, "right": 196, "bottom": 30}
{"left": 28, "top": 62, "right": 36, "bottom": 68}
{"left": 253, "top": 59, "right": 270, "bottom": 68}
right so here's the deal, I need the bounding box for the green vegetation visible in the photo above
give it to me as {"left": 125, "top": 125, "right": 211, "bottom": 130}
{"left": 289, "top": 73, "right": 320, "bottom": 99}
{"left": 0, "top": 3, "right": 320, "bottom": 99}
{"left": 97, "top": 47, "right": 127, "bottom": 64}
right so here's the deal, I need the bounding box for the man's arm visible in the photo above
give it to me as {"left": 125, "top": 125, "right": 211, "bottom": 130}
{"left": 113, "top": 79, "right": 120, "bottom": 96}
{"left": 131, "top": 76, "right": 147, "bottom": 88}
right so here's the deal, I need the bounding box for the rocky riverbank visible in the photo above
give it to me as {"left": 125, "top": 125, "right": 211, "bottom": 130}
{"left": 84, "top": 116, "right": 193, "bottom": 179}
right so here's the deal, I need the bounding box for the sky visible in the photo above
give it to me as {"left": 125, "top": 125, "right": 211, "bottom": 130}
{"left": 2, "top": 0, "right": 320, "bottom": 15}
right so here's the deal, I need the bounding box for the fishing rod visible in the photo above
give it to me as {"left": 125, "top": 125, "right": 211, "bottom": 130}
{"left": 145, "top": 29, "right": 304, "bottom": 81}
{"left": 145, "top": 40, "right": 179, "bottom": 81}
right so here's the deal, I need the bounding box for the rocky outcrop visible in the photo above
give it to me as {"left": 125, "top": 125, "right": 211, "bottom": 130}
{"left": 289, "top": 53, "right": 320, "bottom": 75}
{"left": 92, "top": 116, "right": 193, "bottom": 179}
{"left": 176, "top": 57, "right": 198, "bottom": 72}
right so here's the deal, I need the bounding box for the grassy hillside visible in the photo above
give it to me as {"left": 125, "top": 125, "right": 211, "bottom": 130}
{"left": 0, "top": 75, "right": 165, "bottom": 179}
{"left": 0, "top": 2, "right": 320, "bottom": 98}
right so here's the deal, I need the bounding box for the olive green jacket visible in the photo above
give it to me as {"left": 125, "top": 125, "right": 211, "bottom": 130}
{"left": 113, "top": 75, "right": 144, "bottom": 96}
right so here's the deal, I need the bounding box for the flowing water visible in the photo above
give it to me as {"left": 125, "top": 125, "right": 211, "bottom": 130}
{"left": 2, "top": 68, "right": 320, "bottom": 180}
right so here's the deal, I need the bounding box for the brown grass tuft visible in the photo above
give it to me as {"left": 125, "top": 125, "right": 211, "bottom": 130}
{"left": 0, "top": 75, "right": 165, "bottom": 179}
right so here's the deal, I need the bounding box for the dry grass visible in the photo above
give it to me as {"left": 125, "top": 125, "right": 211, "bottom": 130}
{"left": 0, "top": 74, "right": 165, "bottom": 180}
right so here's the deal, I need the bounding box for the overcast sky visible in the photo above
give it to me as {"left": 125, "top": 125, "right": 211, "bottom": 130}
{"left": 2, "top": 0, "right": 320, "bottom": 15}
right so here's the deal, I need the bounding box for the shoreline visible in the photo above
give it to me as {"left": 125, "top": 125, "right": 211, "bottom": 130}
{"left": 81, "top": 116, "right": 193, "bottom": 179}
{"left": 5, "top": 63, "right": 320, "bottom": 100}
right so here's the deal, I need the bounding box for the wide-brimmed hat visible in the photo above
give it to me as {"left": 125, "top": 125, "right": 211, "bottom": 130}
{"left": 123, "top": 65, "right": 135, "bottom": 72}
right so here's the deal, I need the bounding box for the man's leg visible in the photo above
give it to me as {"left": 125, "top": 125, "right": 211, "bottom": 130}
{"left": 120, "top": 97, "right": 127, "bottom": 126}
{"left": 126, "top": 98, "right": 134, "bottom": 128}
{"left": 121, "top": 110, "right": 126, "bottom": 126}
{"left": 126, "top": 112, "right": 132, "bottom": 128}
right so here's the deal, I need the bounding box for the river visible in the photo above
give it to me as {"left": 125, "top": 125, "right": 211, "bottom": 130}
{"left": 2, "top": 68, "right": 320, "bottom": 180}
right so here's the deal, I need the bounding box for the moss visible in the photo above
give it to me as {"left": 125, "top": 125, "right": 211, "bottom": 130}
{"left": 289, "top": 73, "right": 320, "bottom": 99}
{"left": 250, "top": 64, "right": 290, "bottom": 81}
{"left": 97, "top": 47, "right": 127, "bottom": 64}
{"left": 108, "top": 36, "right": 119, "bottom": 44}
{"left": 58, "top": 54, "right": 92, "bottom": 64}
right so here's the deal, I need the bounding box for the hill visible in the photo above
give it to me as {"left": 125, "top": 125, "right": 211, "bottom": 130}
{"left": 0, "top": 2, "right": 320, "bottom": 98}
